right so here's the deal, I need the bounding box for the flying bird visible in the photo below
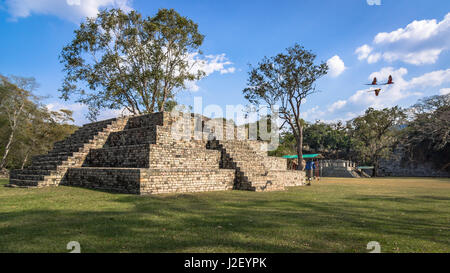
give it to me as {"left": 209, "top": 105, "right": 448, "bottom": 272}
{"left": 367, "top": 88, "right": 382, "bottom": 96}
{"left": 363, "top": 75, "right": 394, "bottom": 96}
{"left": 365, "top": 75, "right": 394, "bottom": 86}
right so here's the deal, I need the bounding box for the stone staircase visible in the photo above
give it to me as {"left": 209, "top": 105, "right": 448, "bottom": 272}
{"left": 320, "top": 160, "right": 361, "bottom": 178}
{"left": 8, "top": 117, "right": 129, "bottom": 187}
{"left": 207, "top": 140, "right": 303, "bottom": 191}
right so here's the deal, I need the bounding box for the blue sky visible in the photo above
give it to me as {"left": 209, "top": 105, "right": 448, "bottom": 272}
{"left": 1, "top": 0, "right": 450, "bottom": 125}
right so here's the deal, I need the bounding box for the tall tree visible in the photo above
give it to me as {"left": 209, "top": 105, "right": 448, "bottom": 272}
{"left": 243, "top": 44, "right": 328, "bottom": 169}
{"left": 60, "top": 8, "right": 205, "bottom": 120}
{"left": 403, "top": 94, "right": 450, "bottom": 171}
{"left": 349, "top": 107, "right": 406, "bottom": 176}
{"left": 0, "top": 75, "right": 76, "bottom": 171}
{"left": 0, "top": 75, "right": 37, "bottom": 171}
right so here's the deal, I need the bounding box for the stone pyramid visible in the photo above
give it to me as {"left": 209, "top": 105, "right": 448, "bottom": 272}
{"left": 9, "top": 112, "right": 305, "bottom": 194}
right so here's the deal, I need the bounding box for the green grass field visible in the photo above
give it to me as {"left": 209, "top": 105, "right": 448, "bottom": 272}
{"left": 0, "top": 177, "right": 449, "bottom": 253}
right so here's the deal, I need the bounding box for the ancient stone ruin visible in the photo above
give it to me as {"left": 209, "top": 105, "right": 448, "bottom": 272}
{"left": 320, "top": 160, "right": 364, "bottom": 178}
{"left": 8, "top": 112, "right": 305, "bottom": 194}
{"left": 378, "top": 145, "right": 450, "bottom": 177}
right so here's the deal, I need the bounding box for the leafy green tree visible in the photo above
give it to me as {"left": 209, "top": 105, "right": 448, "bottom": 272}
{"left": 268, "top": 131, "right": 296, "bottom": 157}
{"left": 349, "top": 106, "right": 406, "bottom": 176}
{"left": 0, "top": 75, "right": 76, "bottom": 171}
{"left": 403, "top": 94, "right": 450, "bottom": 171}
{"left": 243, "top": 44, "right": 328, "bottom": 169}
{"left": 18, "top": 108, "right": 75, "bottom": 169}
{"left": 0, "top": 75, "right": 38, "bottom": 170}
{"left": 60, "top": 8, "right": 205, "bottom": 120}
{"left": 303, "top": 121, "right": 352, "bottom": 158}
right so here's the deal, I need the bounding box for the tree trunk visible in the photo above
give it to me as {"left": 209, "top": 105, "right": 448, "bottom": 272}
{"left": 21, "top": 152, "right": 29, "bottom": 170}
{"left": 296, "top": 125, "right": 304, "bottom": 170}
{"left": 373, "top": 161, "right": 379, "bottom": 177}
{"left": 159, "top": 92, "right": 168, "bottom": 112}
{"left": 0, "top": 130, "right": 14, "bottom": 169}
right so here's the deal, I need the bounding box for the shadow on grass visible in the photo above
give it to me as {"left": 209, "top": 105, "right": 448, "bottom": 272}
{"left": 0, "top": 196, "right": 311, "bottom": 252}
{"left": 0, "top": 186, "right": 449, "bottom": 252}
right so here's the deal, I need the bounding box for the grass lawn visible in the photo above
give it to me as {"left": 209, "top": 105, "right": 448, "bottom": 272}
{"left": 0, "top": 177, "right": 449, "bottom": 253}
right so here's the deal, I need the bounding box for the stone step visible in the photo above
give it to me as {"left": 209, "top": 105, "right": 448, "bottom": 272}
{"left": 31, "top": 158, "right": 65, "bottom": 165}
{"left": 53, "top": 124, "right": 112, "bottom": 144}
{"left": 83, "top": 144, "right": 151, "bottom": 168}
{"left": 234, "top": 165, "right": 266, "bottom": 171}
{"left": 123, "top": 113, "right": 165, "bottom": 130}
{"left": 10, "top": 173, "right": 47, "bottom": 181}
{"left": 52, "top": 140, "right": 108, "bottom": 152}
{"left": 27, "top": 164, "right": 58, "bottom": 171}
{"left": 104, "top": 126, "right": 158, "bottom": 147}
{"left": 9, "top": 115, "right": 129, "bottom": 188}
{"left": 207, "top": 139, "right": 293, "bottom": 192}
{"left": 32, "top": 155, "right": 70, "bottom": 163}
{"left": 51, "top": 144, "right": 85, "bottom": 152}
{"left": 35, "top": 151, "right": 75, "bottom": 157}
{"left": 55, "top": 134, "right": 109, "bottom": 145}
{"left": 81, "top": 117, "right": 117, "bottom": 127}
{"left": 8, "top": 179, "right": 40, "bottom": 187}
{"left": 13, "top": 169, "right": 52, "bottom": 176}
{"left": 54, "top": 134, "right": 105, "bottom": 146}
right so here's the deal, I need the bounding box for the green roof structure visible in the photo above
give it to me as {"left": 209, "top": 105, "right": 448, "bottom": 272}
{"left": 282, "top": 154, "right": 323, "bottom": 159}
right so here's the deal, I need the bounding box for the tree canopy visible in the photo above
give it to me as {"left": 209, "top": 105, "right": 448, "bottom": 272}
{"left": 243, "top": 44, "right": 328, "bottom": 169}
{"left": 60, "top": 8, "right": 205, "bottom": 120}
{"left": 403, "top": 94, "right": 450, "bottom": 171}
{"left": 343, "top": 107, "right": 406, "bottom": 176}
{"left": 0, "top": 75, "right": 76, "bottom": 171}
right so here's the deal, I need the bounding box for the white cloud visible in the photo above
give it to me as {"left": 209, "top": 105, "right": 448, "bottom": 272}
{"left": 356, "top": 12, "right": 450, "bottom": 65}
{"left": 301, "top": 106, "right": 323, "bottom": 121}
{"left": 5, "top": 0, "right": 132, "bottom": 22}
{"left": 326, "top": 55, "right": 346, "bottom": 77}
{"left": 367, "top": 52, "right": 381, "bottom": 64}
{"left": 409, "top": 69, "right": 450, "bottom": 87}
{"left": 350, "top": 67, "right": 450, "bottom": 109}
{"left": 382, "top": 48, "right": 443, "bottom": 65}
{"left": 305, "top": 67, "right": 450, "bottom": 122}
{"left": 355, "top": 44, "right": 373, "bottom": 60}
{"left": 440, "top": 88, "right": 450, "bottom": 95}
{"left": 329, "top": 100, "right": 347, "bottom": 112}
{"left": 366, "top": 0, "right": 381, "bottom": 6}
{"left": 374, "top": 17, "right": 443, "bottom": 44}
{"left": 186, "top": 53, "right": 235, "bottom": 92}
{"left": 197, "top": 54, "right": 235, "bottom": 76}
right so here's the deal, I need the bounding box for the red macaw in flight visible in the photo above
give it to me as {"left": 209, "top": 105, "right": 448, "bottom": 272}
{"left": 365, "top": 75, "right": 394, "bottom": 86}
{"left": 367, "top": 88, "right": 382, "bottom": 96}
{"left": 364, "top": 75, "right": 394, "bottom": 96}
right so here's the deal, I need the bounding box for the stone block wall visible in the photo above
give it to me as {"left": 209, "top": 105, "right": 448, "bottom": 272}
{"left": 10, "top": 111, "right": 306, "bottom": 194}
{"left": 104, "top": 127, "right": 158, "bottom": 147}
{"left": 140, "top": 169, "right": 235, "bottom": 194}
{"left": 378, "top": 147, "right": 449, "bottom": 177}
{"left": 263, "top": 157, "right": 288, "bottom": 170}
{"left": 63, "top": 168, "right": 141, "bottom": 194}
{"left": 123, "top": 112, "right": 165, "bottom": 129}
{"left": 268, "top": 170, "right": 304, "bottom": 187}
{"left": 149, "top": 144, "right": 220, "bottom": 170}
{"left": 83, "top": 145, "right": 151, "bottom": 168}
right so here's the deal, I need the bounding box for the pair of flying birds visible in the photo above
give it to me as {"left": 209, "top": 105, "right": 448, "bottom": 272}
{"left": 365, "top": 75, "right": 394, "bottom": 96}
